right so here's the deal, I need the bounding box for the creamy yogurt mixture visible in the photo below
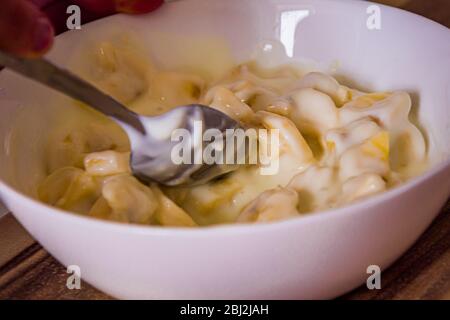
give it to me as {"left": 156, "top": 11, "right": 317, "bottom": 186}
{"left": 37, "top": 39, "right": 427, "bottom": 227}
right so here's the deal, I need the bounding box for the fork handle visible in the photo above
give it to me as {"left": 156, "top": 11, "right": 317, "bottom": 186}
{"left": 0, "top": 50, "right": 146, "bottom": 134}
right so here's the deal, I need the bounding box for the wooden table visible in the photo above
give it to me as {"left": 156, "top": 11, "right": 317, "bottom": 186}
{"left": 0, "top": 0, "right": 449, "bottom": 300}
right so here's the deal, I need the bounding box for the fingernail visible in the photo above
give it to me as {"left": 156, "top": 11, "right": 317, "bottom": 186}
{"left": 32, "top": 17, "right": 54, "bottom": 54}
{"left": 115, "top": 0, "right": 164, "bottom": 14}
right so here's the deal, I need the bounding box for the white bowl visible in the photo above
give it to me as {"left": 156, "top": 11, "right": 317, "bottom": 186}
{"left": 0, "top": 0, "right": 449, "bottom": 299}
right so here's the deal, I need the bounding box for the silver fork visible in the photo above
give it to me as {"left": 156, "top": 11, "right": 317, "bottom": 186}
{"left": 0, "top": 50, "right": 244, "bottom": 186}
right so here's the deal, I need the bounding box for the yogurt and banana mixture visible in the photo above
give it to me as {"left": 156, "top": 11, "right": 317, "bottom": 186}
{"left": 38, "top": 40, "right": 427, "bottom": 227}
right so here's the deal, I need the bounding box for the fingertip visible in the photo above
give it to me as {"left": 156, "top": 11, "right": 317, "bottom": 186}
{"left": 0, "top": 0, "right": 55, "bottom": 58}
{"left": 29, "top": 16, "right": 54, "bottom": 57}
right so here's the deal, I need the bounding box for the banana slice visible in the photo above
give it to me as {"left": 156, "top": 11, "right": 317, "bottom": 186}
{"left": 202, "top": 86, "right": 254, "bottom": 122}
{"left": 89, "top": 41, "right": 150, "bottom": 104}
{"left": 150, "top": 185, "right": 197, "bottom": 227}
{"left": 325, "top": 118, "right": 383, "bottom": 158}
{"left": 339, "top": 131, "right": 390, "bottom": 181}
{"left": 237, "top": 187, "right": 299, "bottom": 223}
{"left": 288, "top": 165, "right": 338, "bottom": 213}
{"left": 290, "top": 88, "right": 340, "bottom": 135}
{"left": 340, "top": 173, "right": 386, "bottom": 204}
{"left": 84, "top": 151, "right": 131, "bottom": 176}
{"left": 340, "top": 91, "right": 426, "bottom": 168}
{"left": 131, "top": 72, "right": 205, "bottom": 116}
{"left": 257, "top": 110, "right": 314, "bottom": 163}
{"left": 101, "top": 175, "right": 158, "bottom": 224}
{"left": 345, "top": 92, "right": 390, "bottom": 108}
{"left": 292, "top": 72, "right": 351, "bottom": 107}
{"left": 38, "top": 167, "right": 100, "bottom": 214}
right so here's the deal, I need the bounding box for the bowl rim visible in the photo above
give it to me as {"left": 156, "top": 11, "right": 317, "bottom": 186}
{"left": 0, "top": 0, "right": 449, "bottom": 236}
